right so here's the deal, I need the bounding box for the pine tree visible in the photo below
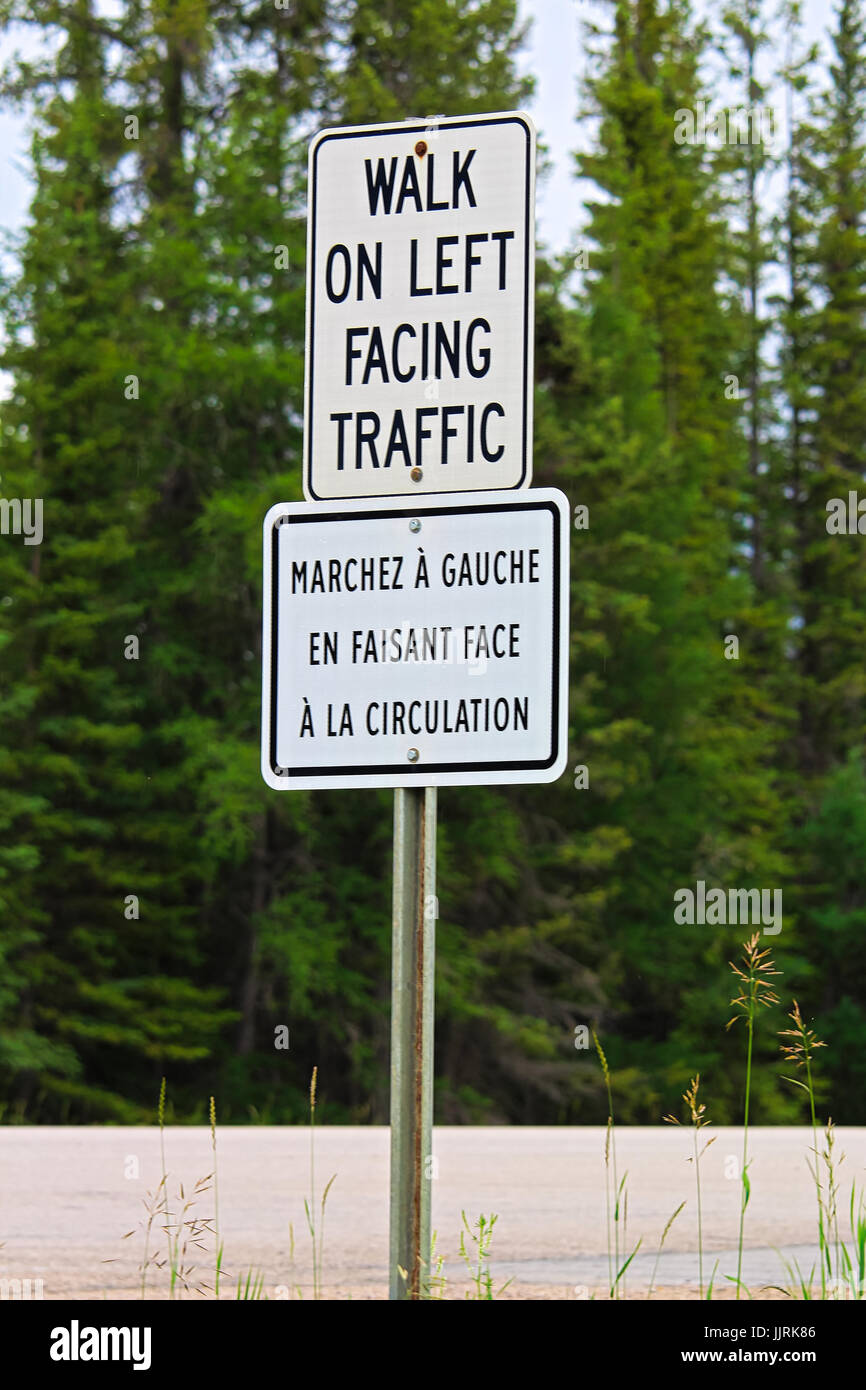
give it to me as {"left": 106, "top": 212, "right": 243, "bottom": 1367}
{"left": 335, "top": 0, "right": 533, "bottom": 124}
{"left": 0, "top": 0, "right": 234, "bottom": 1118}
{"left": 0, "top": 0, "right": 542, "bottom": 1121}
{"left": 530, "top": 0, "right": 793, "bottom": 1121}
{"left": 789, "top": 0, "right": 866, "bottom": 1120}
{"left": 797, "top": 0, "right": 866, "bottom": 774}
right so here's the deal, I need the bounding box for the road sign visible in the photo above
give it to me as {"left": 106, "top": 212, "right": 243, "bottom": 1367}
{"left": 261, "top": 489, "right": 568, "bottom": 789}
{"left": 303, "top": 111, "right": 536, "bottom": 502}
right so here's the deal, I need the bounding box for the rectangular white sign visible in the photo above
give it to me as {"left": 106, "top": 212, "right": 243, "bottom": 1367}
{"left": 303, "top": 112, "right": 536, "bottom": 501}
{"left": 262, "top": 490, "right": 568, "bottom": 789}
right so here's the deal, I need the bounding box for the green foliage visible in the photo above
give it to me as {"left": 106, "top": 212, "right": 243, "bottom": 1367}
{"left": 0, "top": 0, "right": 864, "bottom": 1128}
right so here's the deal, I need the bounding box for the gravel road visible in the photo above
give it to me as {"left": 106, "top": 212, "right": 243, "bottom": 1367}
{"left": 1, "top": 1126, "right": 863, "bottom": 1299}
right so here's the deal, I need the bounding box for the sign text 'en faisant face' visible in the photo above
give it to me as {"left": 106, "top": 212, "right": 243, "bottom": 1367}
{"left": 262, "top": 490, "right": 568, "bottom": 789}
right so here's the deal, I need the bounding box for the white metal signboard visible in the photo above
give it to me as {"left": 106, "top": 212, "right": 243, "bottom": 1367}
{"left": 303, "top": 111, "right": 536, "bottom": 501}
{"left": 262, "top": 490, "right": 568, "bottom": 789}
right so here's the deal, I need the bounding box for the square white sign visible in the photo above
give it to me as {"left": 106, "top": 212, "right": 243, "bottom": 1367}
{"left": 262, "top": 490, "right": 568, "bottom": 789}
{"left": 304, "top": 112, "right": 536, "bottom": 501}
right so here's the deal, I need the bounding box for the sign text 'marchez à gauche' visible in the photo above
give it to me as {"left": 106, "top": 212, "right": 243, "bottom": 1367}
{"left": 304, "top": 113, "right": 536, "bottom": 501}
{"left": 261, "top": 492, "right": 569, "bottom": 791}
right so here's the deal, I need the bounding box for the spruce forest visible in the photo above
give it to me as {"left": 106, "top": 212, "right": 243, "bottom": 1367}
{"left": 1, "top": 0, "right": 865, "bottom": 1130}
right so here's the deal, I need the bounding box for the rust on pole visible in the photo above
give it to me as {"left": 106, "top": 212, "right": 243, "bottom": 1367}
{"left": 389, "top": 785, "right": 437, "bottom": 1299}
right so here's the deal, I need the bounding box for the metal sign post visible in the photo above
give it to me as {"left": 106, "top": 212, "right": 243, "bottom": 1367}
{"left": 389, "top": 785, "right": 437, "bottom": 1300}
{"left": 260, "top": 487, "right": 567, "bottom": 1297}
{"left": 261, "top": 109, "right": 561, "bottom": 1304}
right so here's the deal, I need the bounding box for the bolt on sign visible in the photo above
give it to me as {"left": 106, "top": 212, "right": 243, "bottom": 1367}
{"left": 303, "top": 112, "right": 537, "bottom": 501}
{"left": 261, "top": 490, "right": 569, "bottom": 789}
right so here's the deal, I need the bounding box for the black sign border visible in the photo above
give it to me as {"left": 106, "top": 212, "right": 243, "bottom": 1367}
{"left": 268, "top": 499, "right": 561, "bottom": 780}
{"left": 304, "top": 114, "right": 534, "bottom": 501}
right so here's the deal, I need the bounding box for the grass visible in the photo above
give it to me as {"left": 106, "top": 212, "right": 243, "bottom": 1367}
{"left": 592, "top": 1027, "right": 633, "bottom": 1298}
{"left": 124, "top": 1168, "right": 214, "bottom": 1299}
{"left": 210, "top": 1096, "right": 223, "bottom": 1299}
{"left": 117, "top": 1072, "right": 520, "bottom": 1301}
{"left": 822, "top": 1119, "right": 843, "bottom": 1290}
{"left": 591, "top": 1027, "right": 641, "bottom": 1300}
{"left": 844, "top": 1179, "right": 866, "bottom": 1300}
{"left": 303, "top": 1066, "right": 337, "bottom": 1300}
{"left": 107, "top": 940, "right": 859, "bottom": 1303}
{"left": 726, "top": 933, "right": 781, "bottom": 1299}
{"left": 458, "top": 1212, "right": 511, "bottom": 1299}
{"left": 588, "top": 933, "right": 859, "bottom": 1304}
{"left": 423, "top": 1229, "right": 447, "bottom": 1299}
{"left": 779, "top": 1000, "right": 827, "bottom": 1295}
{"left": 772, "top": 1157, "right": 866, "bottom": 1302}
{"left": 647, "top": 1202, "right": 685, "bottom": 1300}
{"left": 236, "top": 1267, "right": 267, "bottom": 1300}
{"left": 664, "top": 1074, "right": 715, "bottom": 1297}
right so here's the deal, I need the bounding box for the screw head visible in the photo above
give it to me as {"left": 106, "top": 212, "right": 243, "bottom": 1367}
{"left": 410, "top": 467, "right": 423, "bottom": 482}
{"left": 409, "top": 518, "right": 421, "bottom": 533}
{"left": 414, "top": 140, "right": 428, "bottom": 157}
{"left": 407, "top": 748, "right": 420, "bottom": 763}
